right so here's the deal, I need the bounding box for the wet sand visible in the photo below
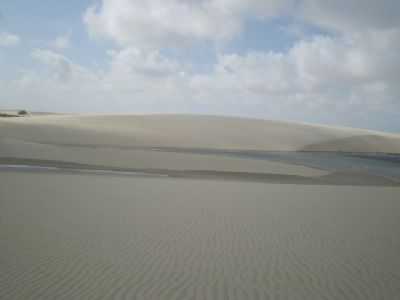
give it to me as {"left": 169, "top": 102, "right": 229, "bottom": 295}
{"left": 0, "top": 157, "right": 399, "bottom": 186}
{"left": 1, "top": 171, "right": 400, "bottom": 299}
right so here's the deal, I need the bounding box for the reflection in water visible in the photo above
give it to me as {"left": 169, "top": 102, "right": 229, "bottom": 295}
{"left": 225, "top": 151, "right": 400, "bottom": 180}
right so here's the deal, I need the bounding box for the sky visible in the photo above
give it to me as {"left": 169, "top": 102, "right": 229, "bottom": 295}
{"left": 1, "top": 0, "right": 400, "bottom": 132}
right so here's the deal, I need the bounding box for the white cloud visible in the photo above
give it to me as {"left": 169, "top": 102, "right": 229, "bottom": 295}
{"left": 0, "top": 32, "right": 20, "bottom": 47}
{"left": 2, "top": 1, "right": 400, "bottom": 130}
{"left": 189, "top": 28, "right": 400, "bottom": 121}
{"left": 83, "top": 0, "right": 400, "bottom": 49}
{"left": 109, "top": 47, "right": 183, "bottom": 78}
{"left": 301, "top": 0, "right": 400, "bottom": 32}
{"left": 301, "top": 31, "right": 395, "bottom": 88}
{"left": 84, "top": 0, "right": 291, "bottom": 48}
{"left": 8, "top": 48, "right": 187, "bottom": 112}
{"left": 52, "top": 33, "right": 71, "bottom": 50}
{"left": 4, "top": 27, "right": 399, "bottom": 129}
{"left": 31, "top": 49, "right": 97, "bottom": 82}
{"left": 291, "top": 29, "right": 400, "bottom": 89}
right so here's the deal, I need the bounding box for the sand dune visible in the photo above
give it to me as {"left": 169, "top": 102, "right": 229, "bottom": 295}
{"left": 1, "top": 114, "right": 400, "bottom": 183}
{"left": 1, "top": 114, "right": 400, "bottom": 153}
{"left": 1, "top": 114, "right": 400, "bottom": 299}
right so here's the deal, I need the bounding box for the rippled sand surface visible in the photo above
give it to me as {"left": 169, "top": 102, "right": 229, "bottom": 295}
{"left": 1, "top": 171, "right": 400, "bottom": 299}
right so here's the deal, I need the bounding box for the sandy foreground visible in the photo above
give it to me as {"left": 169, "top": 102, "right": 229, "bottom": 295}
{"left": 1, "top": 114, "right": 400, "bottom": 299}
{"left": 1, "top": 172, "right": 400, "bottom": 299}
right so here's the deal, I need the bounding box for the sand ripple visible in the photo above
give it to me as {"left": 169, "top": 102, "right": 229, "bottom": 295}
{"left": 1, "top": 172, "right": 400, "bottom": 299}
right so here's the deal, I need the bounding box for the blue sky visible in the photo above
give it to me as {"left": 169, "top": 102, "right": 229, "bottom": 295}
{"left": 1, "top": 0, "right": 400, "bottom": 132}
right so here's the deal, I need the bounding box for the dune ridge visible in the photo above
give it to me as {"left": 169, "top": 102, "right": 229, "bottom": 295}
{"left": 1, "top": 114, "right": 400, "bottom": 153}
{"left": 1, "top": 114, "right": 400, "bottom": 185}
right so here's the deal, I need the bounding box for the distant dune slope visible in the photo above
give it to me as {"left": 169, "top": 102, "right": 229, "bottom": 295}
{"left": 1, "top": 114, "right": 400, "bottom": 184}
{"left": 1, "top": 114, "right": 400, "bottom": 153}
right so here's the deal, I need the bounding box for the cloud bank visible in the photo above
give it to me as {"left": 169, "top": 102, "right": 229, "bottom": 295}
{"left": 84, "top": 0, "right": 292, "bottom": 48}
{"left": 1, "top": 0, "right": 400, "bottom": 131}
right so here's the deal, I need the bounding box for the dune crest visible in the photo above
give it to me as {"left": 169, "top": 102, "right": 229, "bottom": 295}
{"left": 1, "top": 114, "right": 400, "bottom": 153}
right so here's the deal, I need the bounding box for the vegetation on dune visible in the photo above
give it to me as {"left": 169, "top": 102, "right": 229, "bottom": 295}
{"left": 0, "top": 110, "right": 28, "bottom": 117}
{"left": 0, "top": 113, "right": 17, "bottom": 117}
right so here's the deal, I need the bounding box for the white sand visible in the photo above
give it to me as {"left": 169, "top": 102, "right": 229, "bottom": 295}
{"left": 1, "top": 114, "right": 400, "bottom": 180}
{"left": 1, "top": 171, "right": 399, "bottom": 299}
{"left": 1, "top": 114, "right": 400, "bottom": 152}
{"left": 1, "top": 114, "right": 400, "bottom": 299}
